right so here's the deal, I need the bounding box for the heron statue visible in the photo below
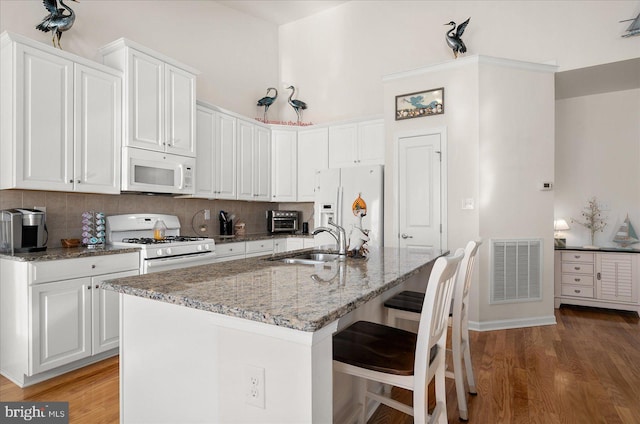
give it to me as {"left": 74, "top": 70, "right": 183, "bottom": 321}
{"left": 286, "top": 86, "right": 307, "bottom": 123}
{"left": 36, "top": 0, "right": 79, "bottom": 49}
{"left": 256, "top": 88, "right": 278, "bottom": 122}
{"left": 445, "top": 17, "right": 470, "bottom": 59}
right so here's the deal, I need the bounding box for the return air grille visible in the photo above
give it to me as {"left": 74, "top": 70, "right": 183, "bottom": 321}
{"left": 491, "top": 239, "right": 542, "bottom": 303}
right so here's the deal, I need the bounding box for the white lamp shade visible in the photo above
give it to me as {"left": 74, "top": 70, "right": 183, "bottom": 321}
{"left": 554, "top": 219, "right": 570, "bottom": 231}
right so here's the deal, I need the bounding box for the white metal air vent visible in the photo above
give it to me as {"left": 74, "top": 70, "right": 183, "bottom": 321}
{"left": 491, "top": 239, "right": 542, "bottom": 304}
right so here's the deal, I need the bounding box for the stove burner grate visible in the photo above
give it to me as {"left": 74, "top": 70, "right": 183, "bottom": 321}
{"left": 121, "top": 236, "right": 209, "bottom": 245}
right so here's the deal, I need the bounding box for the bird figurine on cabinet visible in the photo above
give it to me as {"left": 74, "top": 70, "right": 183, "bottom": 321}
{"left": 256, "top": 87, "right": 278, "bottom": 122}
{"left": 445, "top": 17, "right": 470, "bottom": 59}
{"left": 36, "top": 0, "right": 79, "bottom": 49}
{"left": 286, "top": 86, "right": 307, "bottom": 123}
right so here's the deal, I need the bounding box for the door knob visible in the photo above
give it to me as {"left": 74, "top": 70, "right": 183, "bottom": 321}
{"left": 401, "top": 233, "right": 413, "bottom": 239}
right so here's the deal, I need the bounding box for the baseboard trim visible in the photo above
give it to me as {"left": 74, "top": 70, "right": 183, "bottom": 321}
{"left": 469, "top": 315, "right": 556, "bottom": 332}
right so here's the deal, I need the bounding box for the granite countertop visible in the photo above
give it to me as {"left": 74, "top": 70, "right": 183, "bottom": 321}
{"left": 555, "top": 246, "right": 640, "bottom": 253}
{"left": 102, "top": 247, "right": 445, "bottom": 332}
{"left": 212, "top": 233, "right": 314, "bottom": 244}
{"left": 0, "top": 245, "right": 140, "bottom": 262}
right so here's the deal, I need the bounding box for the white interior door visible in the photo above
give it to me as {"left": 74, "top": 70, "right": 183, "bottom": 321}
{"left": 398, "top": 132, "right": 443, "bottom": 250}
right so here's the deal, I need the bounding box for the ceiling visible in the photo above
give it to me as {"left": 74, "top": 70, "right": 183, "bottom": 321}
{"left": 555, "top": 57, "right": 640, "bottom": 99}
{"left": 217, "top": 1, "right": 348, "bottom": 25}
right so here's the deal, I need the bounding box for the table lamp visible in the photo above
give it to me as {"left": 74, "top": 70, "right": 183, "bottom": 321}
{"left": 554, "top": 219, "right": 570, "bottom": 248}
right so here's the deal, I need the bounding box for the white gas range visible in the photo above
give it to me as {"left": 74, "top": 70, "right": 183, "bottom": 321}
{"left": 106, "top": 214, "right": 216, "bottom": 274}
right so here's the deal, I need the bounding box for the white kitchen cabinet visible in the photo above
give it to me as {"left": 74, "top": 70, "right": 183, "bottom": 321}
{"left": 297, "top": 127, "right": 329, "bottom": 201}
{"left": 92, "top": 269, "right": 138, "bottom": 354}
{"left": 245, "top": 239, "right": 275, "bottom": 258}
{"left": 237, "top": 119, "right": 271, "bottom": 201}
{"left": 31, "top": 277, "right": 92, "bottom": 374}
{"left": 554, "top": 249, "right": 639, "bottom": 313}
{"left": 213, "top": 242, "right": 246, "bottom": 262}
{"left": 0, "top": 32, "right": 121, "bottom": 194}
{"left": 100, "top": 38, "right": 197, "bottom": 157}
{"left": 194, "top": 104, "right": 237, "bottom": 199}
{"left": 271, "top": 129, "right": 298, "bottom": 202}
{"left": 0, "top": 252, "right": 139, "bottom": 387}
{"left": 273, "top": 239, "right": 287, "bottom": 254}
{"left": 195, "top": 104, "right": 216, "bottom": 197}
{"left": 328, "top": 119, "right": 384, "bottom": 168}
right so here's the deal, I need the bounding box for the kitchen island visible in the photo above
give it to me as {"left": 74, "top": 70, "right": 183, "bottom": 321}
{"left": 103, "top": 246, "right": 445, "bottom": 423}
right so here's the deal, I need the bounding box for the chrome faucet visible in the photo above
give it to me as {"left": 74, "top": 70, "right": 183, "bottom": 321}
{"left": 312, "top": 219, "right": 347, "bottom": 257}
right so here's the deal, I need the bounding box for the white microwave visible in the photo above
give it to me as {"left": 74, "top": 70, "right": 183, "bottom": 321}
{"left": 122, "top": 147, "right": 195, "bottom": 194}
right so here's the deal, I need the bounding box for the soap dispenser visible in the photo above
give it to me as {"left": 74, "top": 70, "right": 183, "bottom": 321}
{"left": 153, "top": 219, "right": 167, "bottom": 240}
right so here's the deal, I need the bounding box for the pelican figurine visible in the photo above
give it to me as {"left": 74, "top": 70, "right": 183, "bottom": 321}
{"left": 445, "top": 17, "right": 470, "bottom": 59}
{"left": 36, "top": 0, "right": 79, "bottom": 49}
{"left": 286, "top": 85, "right": 307, "bottom": 123}
{"left": 256, "top": 87, "right": 277, "bottom": 122}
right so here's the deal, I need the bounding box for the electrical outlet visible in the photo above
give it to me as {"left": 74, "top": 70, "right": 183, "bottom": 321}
{"left": 204, "top": 209, "right": 210, "bottom": 220}
{"left": 245, "top": 365, "right": 265, "bottom": 409}
{"left": 34, "top": 206, "right": 46, "bottom": 213}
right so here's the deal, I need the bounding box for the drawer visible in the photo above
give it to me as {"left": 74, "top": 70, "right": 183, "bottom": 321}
{"left": 561, "top": 284, "right": 594, "bottom": 298}
{"left": 215, "top": 242, "right": 246, "bottom": 258}
{"left": 30, "top": 252, "right": 139, "bottom": 284}
{"left": 561, "top": 263, "right": 594, "bottom": 274}
{"left": 561, "top": 274, "right": 594, "bottom": 286}
{"left": 246, "top": 239, "right": 274, "bottom": 254}
{"left": 561, "top": 252, "right": 594, "bottom": 263}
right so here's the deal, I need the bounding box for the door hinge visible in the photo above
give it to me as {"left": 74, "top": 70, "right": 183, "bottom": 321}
{"left": 435, "top": 150, "right": 442, "bottom": 162}
{"left": 440, "top": 224, "right": 442, "bottom": 233}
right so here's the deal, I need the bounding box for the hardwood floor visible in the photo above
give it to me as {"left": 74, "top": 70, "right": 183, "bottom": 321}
{"left": 1, "top": 305, "right": 638, "bottom": 424}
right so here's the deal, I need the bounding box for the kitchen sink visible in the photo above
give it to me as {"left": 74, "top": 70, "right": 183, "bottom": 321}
{"left": 273, "top": 252, "right": 342, "bottom": 265}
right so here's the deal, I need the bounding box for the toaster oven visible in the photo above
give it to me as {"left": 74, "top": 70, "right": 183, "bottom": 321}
{"left": 267, "top": 210, "right": 300, "bottom": 233}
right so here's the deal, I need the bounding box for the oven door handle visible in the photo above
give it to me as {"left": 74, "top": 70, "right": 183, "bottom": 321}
{"left": 145, "top": 252, "right": 215, "bottom": 269}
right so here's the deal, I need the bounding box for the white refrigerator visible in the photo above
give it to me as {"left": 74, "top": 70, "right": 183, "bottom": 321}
{"left": 314, "top": 165, "right": 384, "bottom": 249}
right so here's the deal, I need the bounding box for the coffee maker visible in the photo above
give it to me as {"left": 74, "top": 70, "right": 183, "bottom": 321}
{"left": 0, "top": 208, "right": 47, "bottom": 253}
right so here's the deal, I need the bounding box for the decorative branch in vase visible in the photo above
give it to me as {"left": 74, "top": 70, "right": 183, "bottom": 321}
{"left": 571, "top": 197, "right": 607, "bottom": 249}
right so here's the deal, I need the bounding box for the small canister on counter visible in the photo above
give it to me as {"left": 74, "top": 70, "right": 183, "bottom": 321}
{"left": 234, "top": 222, "right": 246, "bottom": 237}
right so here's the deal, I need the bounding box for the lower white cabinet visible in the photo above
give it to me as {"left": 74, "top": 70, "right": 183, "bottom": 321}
{"left": 0, "top": 252, "right": 139, "bottom": 387}
{"left": 245, "top": 239, "right": 274, "bottom": 258}
{"left": 554, "top": 249, "right": 639, "bottom": 313}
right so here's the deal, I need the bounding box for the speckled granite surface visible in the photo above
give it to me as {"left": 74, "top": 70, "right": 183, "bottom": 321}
{"left": 102, "top": 247, "right": 445, "bottom": 332}
{"left": 0, "top": 245, "right": 140, "bottom": 262}
{"left": 213, "top": 233, "right": 313, "bottom": 244}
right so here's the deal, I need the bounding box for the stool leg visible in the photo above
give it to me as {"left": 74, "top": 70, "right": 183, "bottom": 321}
{"left": 463, "top": 339, "right": 477, "bottom": 394}
{"left": 359, "top": 378, "right": 367, "bottom": 424}
{"left": 452, "top": 334, "right": 469, "bottom": 421}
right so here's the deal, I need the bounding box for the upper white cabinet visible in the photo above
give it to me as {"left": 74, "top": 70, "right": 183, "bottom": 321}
{"left": 195, "top": 103, "right": 237, "bottom": 199}
{"left": 271, "top": 129, "right": 298, "bottom": 202}
{"left": 100, "top": 38, "right": 197, "bottom": 157}
{"left": 237, "top": 119, "right": 271, "bottom": 201}
{"left": 0, "top": 32, "right": 122, "bottom": 194}
{"left": 328, "top": 119, "right": 384, "bottom": 168}
{"left": 297, "top": 127, "right": 328, "bottom": 201}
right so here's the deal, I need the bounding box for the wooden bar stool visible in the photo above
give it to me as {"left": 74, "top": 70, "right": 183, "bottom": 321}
{"left": 384, "top": 240, "right": 481, "bottom": 421}
{"left": 333, "top": 250, "right": 464, "bottom": 424}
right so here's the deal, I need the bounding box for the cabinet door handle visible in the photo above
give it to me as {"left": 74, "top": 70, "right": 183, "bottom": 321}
{"left": 95, "top": 285, "right": 99, "bottom": 289}
{"left": 574, "top": 278, "right": 581, "bottom": 282}
{"left": 574, "top": 266, "right": 581, "bottom": 270}
{"left": 574, "top": 289, "right": 581, "bottom": 294}
{"left": 574, "top": 255, "right": 581, "bottom": 259}
{"left": 87, "top": 286, "right": 92, "bottom": 290}
{"left": 597, "top": 272, "right": 601, "bottom": 280}
{"left": 91, "top": 264, "right": 96, "bottom": 269}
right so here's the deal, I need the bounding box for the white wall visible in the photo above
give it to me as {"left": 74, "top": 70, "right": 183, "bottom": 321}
{"left": 555, "top": 89, "right": 640, "bottom": 247}
{"left": 0, "top": 0, "right": 280, "bottom": 118}
{"left": 383, "top": 57, "right": 556, "bottom": 327}
{"left": 279, "top": 0, "right": 640, "bottom": 123}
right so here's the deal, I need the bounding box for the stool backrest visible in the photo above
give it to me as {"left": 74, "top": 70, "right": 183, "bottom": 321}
{"left": 452, "top": 240, "right": 481, "bottom": 335}
{"left": 414, "top": 249, "right": 465, "bottom": 391}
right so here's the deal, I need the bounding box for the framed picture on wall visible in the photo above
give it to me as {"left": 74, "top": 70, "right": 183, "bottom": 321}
{"left": 395, "top": 87, "right": 444, "bottom": 120}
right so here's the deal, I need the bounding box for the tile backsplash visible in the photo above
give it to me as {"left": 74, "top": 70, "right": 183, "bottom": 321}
{"left": 0, "top": 190, "right": 314, "bottom": 248}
